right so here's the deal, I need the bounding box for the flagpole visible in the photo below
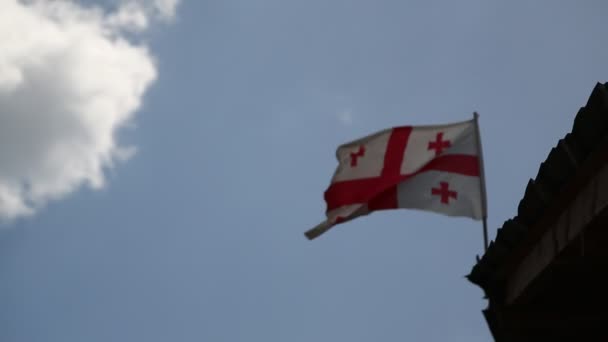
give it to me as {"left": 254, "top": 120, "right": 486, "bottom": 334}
{"left": 473, "top": 112, "right": 489, "bottom": 252}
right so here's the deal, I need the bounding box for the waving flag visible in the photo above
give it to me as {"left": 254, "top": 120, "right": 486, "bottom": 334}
{"left": 306, "top": 117, "right": 487, "bottom": 240}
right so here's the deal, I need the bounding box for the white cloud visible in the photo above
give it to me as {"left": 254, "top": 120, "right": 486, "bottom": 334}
{"left": 107, "top": 0, "right": 180, "bottom": 31}
{"left": 337, "top": 108, "right": 354, "bottom": 126}
{"left": 107, "top": 2, "right": 150, "bottom": 31}
{"left": 0, "top": 0, "right": 179, "bottom": 220}
{"left": 152, "top": 0, "right": 179, "bottom": 19}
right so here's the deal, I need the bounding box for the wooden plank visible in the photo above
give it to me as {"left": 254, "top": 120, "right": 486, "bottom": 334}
{"left": 504, "top": 166, "right": 608, "bottom": 305}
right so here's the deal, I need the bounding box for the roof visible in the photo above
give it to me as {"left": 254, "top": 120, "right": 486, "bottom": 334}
{"left": 468, "top": 82, "right": 608, "bottom": 296}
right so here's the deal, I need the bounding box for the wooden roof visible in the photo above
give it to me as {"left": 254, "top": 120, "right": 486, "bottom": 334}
{"left": 468, "top": 82, "right": 608, "bottom": 341}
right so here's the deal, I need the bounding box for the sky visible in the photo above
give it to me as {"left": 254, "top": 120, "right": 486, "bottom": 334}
{"left": 2, "top": 1, "right": 608, "bottom": 341}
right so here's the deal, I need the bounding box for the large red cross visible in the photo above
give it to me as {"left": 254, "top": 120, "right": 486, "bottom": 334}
{"left": 350, "top": 145, "right": 366, "bottom": 167}
{"left": 428, "top": 132, "right": 451, "bottom": 156}
{"left": 326, "top": 127, "right": 480, "bottom": 212}
{"left": 431, "top": 181, "right": 457, "bottom": 204}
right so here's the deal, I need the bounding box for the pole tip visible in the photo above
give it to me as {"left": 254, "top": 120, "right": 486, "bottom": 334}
{"left": 304, "top": 221, "right": 332, "bottom": 240}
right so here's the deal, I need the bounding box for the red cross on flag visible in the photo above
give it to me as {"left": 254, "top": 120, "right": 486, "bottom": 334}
{"left": 305, "top": 117, "right": 487, "bottom": 240}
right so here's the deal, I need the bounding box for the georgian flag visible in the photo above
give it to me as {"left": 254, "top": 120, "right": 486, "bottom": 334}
{"left": 305, "top": 118, "right": 486, "bottom": 240}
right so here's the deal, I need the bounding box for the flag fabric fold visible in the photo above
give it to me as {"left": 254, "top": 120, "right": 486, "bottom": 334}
{"left": 306, "top": 118, "right": 485, "bottom": 240}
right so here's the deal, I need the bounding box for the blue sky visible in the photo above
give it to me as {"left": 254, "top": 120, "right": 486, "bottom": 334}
{"left": 2, "top": 1, "right": 608, "bottom": 341}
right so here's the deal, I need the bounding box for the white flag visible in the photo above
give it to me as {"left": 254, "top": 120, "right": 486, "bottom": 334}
{"left": 306, "top": 118, "right": 486, "bottom": 240}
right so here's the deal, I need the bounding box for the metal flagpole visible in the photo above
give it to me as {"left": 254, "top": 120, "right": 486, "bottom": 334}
{"left": 473, "top": 112, "right": 489, "bottom": 252}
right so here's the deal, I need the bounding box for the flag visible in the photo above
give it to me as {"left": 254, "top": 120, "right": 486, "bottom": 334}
{"left": 305, "top": 117, "right": 487, "bottom": 240}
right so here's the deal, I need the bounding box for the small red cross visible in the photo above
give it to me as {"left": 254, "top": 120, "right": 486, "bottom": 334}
{"left": 428, "top": 132, "right": 451, "bottom": 156}
{"left": 431, "top": 181, "right": 457, "bottom": 204}
{"left": 350, "top": 145, "right": 366, "bottom": 167}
